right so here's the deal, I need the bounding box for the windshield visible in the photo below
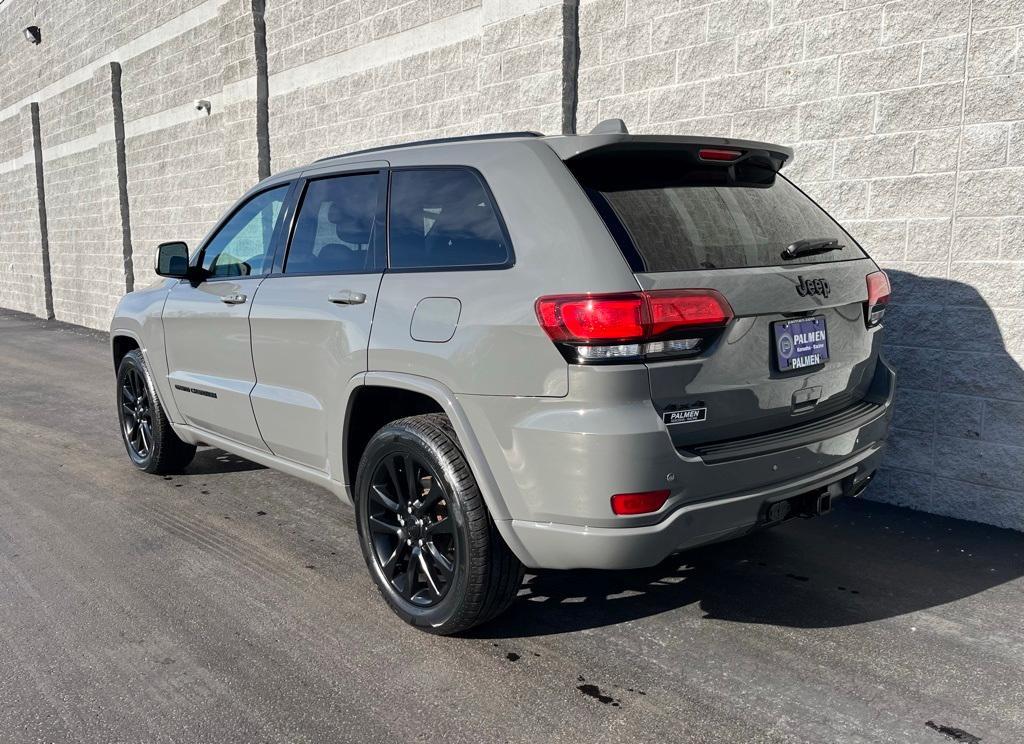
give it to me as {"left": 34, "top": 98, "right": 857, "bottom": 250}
{"left": 569, "top": 149, "right": 865, "bottom": 272}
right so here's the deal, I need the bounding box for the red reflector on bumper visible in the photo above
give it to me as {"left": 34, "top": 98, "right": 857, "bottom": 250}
{"left": 611, "top": 490, "right": 671, "bottom": 516}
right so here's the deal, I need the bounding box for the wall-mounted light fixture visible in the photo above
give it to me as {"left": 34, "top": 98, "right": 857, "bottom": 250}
{"left": 23, "top": 26, "right": 41, "bottom": 44}
{"left": 193, "top": 99, "right": 211, "bottom": 115}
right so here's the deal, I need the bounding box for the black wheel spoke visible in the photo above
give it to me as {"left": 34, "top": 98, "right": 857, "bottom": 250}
{"left": 369, "top": 515, "right": 399, "bottom": 535}
{"left": 370, "top": 484, "right": 400, "bottom": 512}
{"left": 139, "top": 421, "right": 152, "bottom": 454}
{"left": 417, "top": 476, "right": 444, "bottom": 513}
{"left": 425, "top": 517, "right": 454, "bottom": 536}
{"left": 122, "top": 404, "right": 136, "bottom": 422}
{"left": 384, "top": 456, "right": 406, "bottom": 510}
{"left": 425, "top": 542, "right": 453, "bottom": 580}
{"left": 380, "top": 542, "right": 404, "bottom": 579}
{"left": 403, "top": 547, "right": 420, "bottom": 599}
{"left": 418, "top": 549, "right": 442, "bottom": 596}
{"left": 121, "top": 385, "right": 134, "bottom": 404}
{"left": 402, "top": 454, "right": 419, "bottom": 504}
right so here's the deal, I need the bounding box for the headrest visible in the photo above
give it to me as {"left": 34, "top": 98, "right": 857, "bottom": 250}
{"left": 327, "top": 197, "right": 374, "bottom": 245}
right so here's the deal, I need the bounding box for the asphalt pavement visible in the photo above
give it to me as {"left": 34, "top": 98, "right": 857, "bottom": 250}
{"left": 1, "top": 307, "right": 1023, "bottom": 744}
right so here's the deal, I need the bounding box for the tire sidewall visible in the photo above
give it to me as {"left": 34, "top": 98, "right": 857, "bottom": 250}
{"left": 355, "top": 423, "right": 474, "bottom": 632}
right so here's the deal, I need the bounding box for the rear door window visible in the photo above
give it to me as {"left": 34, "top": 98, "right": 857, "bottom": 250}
{"left": 388, "top": 168, "right": 512, "bottom": 270}
{"left": 285, "top": 172, "right": 384, "bottom": 275}
{"left": 569, "top": 149, "right": 865, "bottom": 272}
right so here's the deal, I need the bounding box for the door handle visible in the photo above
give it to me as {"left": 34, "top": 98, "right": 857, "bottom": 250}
{"left": 328, "top": 290, "right": 366, "bottom": 305}
{"left": 221, "top": 293, "right": 247, "bottom": 305}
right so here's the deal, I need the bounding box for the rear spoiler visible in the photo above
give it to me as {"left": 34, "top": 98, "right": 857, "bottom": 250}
{"left": 542, "top": 134, "right": 793, "bottom": 173}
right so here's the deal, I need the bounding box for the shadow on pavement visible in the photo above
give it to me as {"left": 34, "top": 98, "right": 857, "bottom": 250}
{"left": 183, "top": 447, "right": 267, "bottom": 475}
{"left": 474, "top": 499, "right": 1024, "bottom": 638}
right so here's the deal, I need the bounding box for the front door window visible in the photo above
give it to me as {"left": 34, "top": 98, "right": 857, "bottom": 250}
{"left": 200, "top": 186, "right": 289, "bottom": 278}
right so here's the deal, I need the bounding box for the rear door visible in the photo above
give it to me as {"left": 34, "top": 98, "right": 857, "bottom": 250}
{"left": 248, "top": 165, "right": 387, "bottom": 473}
{"left": 568, "top": 145, "right": 883, "bottom": 449}
{"left": 162, "top": 184, "right": 291, "bottom": 450}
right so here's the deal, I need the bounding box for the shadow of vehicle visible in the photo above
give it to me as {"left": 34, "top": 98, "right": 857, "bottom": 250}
{"left": 875, "top": 269, "right": 1024, "bottom": 527}
{"left": 475, "top": 499, "right": 1024, "bottom": 639}
{"left": 183, "top": 447, "right": 267, "bottom": 475}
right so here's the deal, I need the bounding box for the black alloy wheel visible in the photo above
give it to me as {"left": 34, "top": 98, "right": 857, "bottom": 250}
{"left": 115, "top": 349, "right": 196, "bottom": 474}
{"left": 366, "top": 452, "right": 458, "bottom": 606}
{"left": 121, "top": 364, "right": 154, "bottom": 463}
{"left": 355, "top": 414, "right": 523, "bottom": 634}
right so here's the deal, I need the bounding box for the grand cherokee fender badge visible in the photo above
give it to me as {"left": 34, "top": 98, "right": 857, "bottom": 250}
{"left": 795, "top": 275, "right": 830, "bottom": 298}
{"left": 174, "top": 384, "right": 217, "bottom": 399}
{"left": 664, "top": 407, "right": 707, "bottom": 425}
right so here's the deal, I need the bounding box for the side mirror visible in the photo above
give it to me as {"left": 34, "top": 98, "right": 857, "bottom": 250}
{"left": 155, "top": 241, "right": 190, "bottom": 278}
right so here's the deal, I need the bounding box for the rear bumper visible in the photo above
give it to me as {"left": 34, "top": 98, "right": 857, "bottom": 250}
{"left": 507, "top": 443, "right": 883, "bottom": 570}
{"left": 460, "top": 356, "right": 895, "bottom": 570}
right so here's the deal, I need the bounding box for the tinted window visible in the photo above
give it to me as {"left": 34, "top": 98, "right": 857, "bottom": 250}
{"left": 570, "top": 150, "right": 865, "bottom": 272}
{"left": 285, "top": 173, "right": 382, "bottom": 275}
{"left": 202, "top": 186, "right": 288, "bottom": 277}
{"left": 388, "top": 169, "right": 510, "bottom": 269}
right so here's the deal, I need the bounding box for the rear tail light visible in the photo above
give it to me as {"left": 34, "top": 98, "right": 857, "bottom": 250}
{"left": 865, "top": 270, "right": 891, "bottom": 327}
{"left": 611, "top": 490, "right": 670, "bottom": 516}
{"left": 535, "top": 290, "right": 733, "bottom": 363}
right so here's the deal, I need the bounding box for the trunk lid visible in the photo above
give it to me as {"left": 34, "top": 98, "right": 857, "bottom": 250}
{"left": 636, "top": 262, "right": 879, "bottom": 449}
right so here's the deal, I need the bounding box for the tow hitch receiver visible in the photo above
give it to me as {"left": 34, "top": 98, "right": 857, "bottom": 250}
{"left": 815, "top": 491, "right": 832, "bottom": 516}
{"left": 765, "top": 481, "right": 842, "bottom": 524}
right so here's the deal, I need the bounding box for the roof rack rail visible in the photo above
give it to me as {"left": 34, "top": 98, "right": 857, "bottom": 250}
{"left": 314, "top": 131, "right": 544, "bottom": 162}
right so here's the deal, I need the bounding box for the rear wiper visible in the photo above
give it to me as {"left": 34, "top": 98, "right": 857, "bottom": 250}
{"left": 781, "top": 238, "right": 844, "bottom": 260}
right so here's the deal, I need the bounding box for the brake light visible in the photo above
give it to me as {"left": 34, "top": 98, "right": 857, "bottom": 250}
{"left": 865, "top": 270, "right": 891, "bottom": 327}
{"left": 535, "top": 290, "right": 733, "bottom": 363}
{"left": 536, "top": 294, "right": 643, "bottom": 342}
{"left": 611, "top": 490, "right": 670, "bottom": 516}
{"left": 698, "top": 148, "right": 742, "bottom": 162}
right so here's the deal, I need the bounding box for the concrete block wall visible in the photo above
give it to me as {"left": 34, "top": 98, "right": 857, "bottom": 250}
{"left": 264, "top": 0, "right": 574, "bottom": 165}
{"left": 0, "top": 106, "right": 50, "bottom": 318}
{"left": 120, "top": 6, "right": 228, "bottom": 288}
{"left": 0, "top": 0, "right": 1021, "bottom": 530}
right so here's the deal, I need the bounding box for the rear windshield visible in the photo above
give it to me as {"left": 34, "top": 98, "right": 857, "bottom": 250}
{"left": 569, "top": 149, "right": 865, "bottom": 272}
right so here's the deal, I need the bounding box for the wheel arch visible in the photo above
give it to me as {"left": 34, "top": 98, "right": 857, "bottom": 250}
{"left": 109, "top": 326, "right": 184, "bottom": 425}
{"left": 344, "top": 373, "right": 515, "bottom": 530}
{"left": 111, "top": 332, "right": 141, "bottom": 372}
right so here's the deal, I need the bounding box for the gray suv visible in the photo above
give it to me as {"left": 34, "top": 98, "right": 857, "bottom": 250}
{"left": 110, "top": 124, "right": 895, "bottom": 634}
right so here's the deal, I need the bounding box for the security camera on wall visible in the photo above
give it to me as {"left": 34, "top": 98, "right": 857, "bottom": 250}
{"left": 193, "top": 99, "right": 211, "bottom": 115}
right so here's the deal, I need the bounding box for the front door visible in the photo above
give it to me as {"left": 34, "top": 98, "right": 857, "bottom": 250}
{"left": 162, "top": 184, "right": 291, "bottom": 450}
{"left": 249, "top": 168, "right": 387, "bottom": 474}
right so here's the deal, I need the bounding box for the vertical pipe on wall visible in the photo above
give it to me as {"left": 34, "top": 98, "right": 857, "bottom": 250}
{"left": 108, "top": 62, "right": 135, "bottom": 294}
{"left": 28, "top": 103, "right": 54, "bottom": 320}
{"left": 561, "top": 0, "right": 580, "bottom": 135}
{"left": 252, "top": 0, "right": 271, "bottom": 180}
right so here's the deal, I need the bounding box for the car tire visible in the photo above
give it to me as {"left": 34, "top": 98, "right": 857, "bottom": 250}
{"left": 116, "top": 349, "right": 196, "bottom": 474}
{"left": 355, "top": 413, "right": 523, "bottom": 635}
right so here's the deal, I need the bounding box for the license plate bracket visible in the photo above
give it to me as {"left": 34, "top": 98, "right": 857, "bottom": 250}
{"left": 772, "top": 315, "right": 829, "bottom": 372}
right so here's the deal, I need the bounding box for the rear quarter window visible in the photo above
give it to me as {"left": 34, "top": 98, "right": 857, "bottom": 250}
{"left": 569, "top": 149, "right": 866, "bottom": 272}
{"left": 388, "top": 168, "right": 512, "bottom": 270}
